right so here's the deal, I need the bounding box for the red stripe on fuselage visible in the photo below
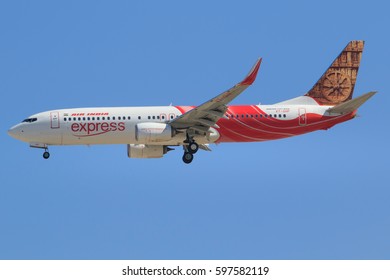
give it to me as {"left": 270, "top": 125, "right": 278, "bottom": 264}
{"left": 216, "top": 106, "right": 355, "bottom": 143}
{"left": 174, "top": 105, "right": 355, "bottom": 143}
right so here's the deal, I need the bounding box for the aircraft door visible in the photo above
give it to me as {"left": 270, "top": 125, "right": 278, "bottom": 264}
{"left": 298, "top": 108, "right": 306, "bottom": 126}
{"left": 50, "top": 112, "right": 60, "bottom": 129}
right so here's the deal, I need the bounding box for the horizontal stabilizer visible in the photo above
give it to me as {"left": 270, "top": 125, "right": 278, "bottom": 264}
{"left": 326, "top": 91, "right": 377, "bottom": 114}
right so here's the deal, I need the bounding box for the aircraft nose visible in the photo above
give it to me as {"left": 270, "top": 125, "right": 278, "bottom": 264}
{"left": 8, "top": 125, "right": 22, "bottom": 139}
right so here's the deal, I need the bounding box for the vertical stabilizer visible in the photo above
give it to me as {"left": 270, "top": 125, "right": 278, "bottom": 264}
{"left": 305, "top": 41, "right": 364, "bottom": 105}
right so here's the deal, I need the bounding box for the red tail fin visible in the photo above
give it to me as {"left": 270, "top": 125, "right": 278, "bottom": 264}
{"left": 305, "top": 41, "right": 364, "bottom": 105}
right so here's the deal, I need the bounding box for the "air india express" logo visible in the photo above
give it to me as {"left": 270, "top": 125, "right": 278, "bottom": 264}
{"left": 71, "top": 122, "right": 125, "bottom": 137}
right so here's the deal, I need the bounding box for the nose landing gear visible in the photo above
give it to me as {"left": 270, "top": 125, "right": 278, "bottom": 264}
{"left": 43, "top": 149, "right": 50, "bottom": 159}
{"left": 29, "top": 143, "right": 51, "bottom": 159}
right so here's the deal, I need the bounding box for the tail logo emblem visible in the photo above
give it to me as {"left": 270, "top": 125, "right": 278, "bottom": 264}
{"left": 323, "top": 71, "right": 352, "bottom": 103}
{"left": 305, "top": 40, "right": 364, "bottom": 105}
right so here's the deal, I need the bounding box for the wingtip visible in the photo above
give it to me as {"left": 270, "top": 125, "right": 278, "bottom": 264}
{"left": 240, "top": 58, "right": 262, "bottom": 86}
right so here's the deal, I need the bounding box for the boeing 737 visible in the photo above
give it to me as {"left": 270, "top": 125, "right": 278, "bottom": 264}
{"left": 8, "top": 41, "right": 376, "bottom": 164}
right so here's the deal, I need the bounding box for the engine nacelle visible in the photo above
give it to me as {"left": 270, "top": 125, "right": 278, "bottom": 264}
{"left": 135, "top": 122, "right": 174, "bottom": 143}
{"left": 127, "top": 144, "right": 168, "bottom": 158}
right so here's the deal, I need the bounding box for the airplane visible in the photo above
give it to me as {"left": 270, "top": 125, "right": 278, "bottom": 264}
{"left": 8, "top": 40, "right": 376, "bottom": 164}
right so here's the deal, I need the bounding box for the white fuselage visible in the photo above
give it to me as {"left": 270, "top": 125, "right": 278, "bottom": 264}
{"left": 8, "top": 102, "right": 335, "bottom": 148}
{"left": 9, "top": 106, "right": 218, "bottom": 147}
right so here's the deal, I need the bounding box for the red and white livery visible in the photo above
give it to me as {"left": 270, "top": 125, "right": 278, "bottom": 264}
{"left": 8, "top": 41, "right": 376, "bottom": 164}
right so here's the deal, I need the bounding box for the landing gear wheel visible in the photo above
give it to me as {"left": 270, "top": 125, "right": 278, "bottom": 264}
{"left": 43, "top": 151, "right": 50, "bottom": 159}
{"left": 182, "top": 152, "right": 194, "bottom": 164}
{"left": 188, "top": 142, "right": 199, "bottom": 154}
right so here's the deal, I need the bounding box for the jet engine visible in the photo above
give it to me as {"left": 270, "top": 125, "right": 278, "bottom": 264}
{"left": 135, "top": 123, "right": 174, "bottom": 143}
{"left": 127, "top": 144, "right": 170, "bottom": 158}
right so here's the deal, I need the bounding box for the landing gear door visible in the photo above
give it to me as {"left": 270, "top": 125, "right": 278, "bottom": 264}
{"left": 298, "top": 108, "right": 307, "bottom": 126}
{"left": 50, "top": 112, "right": 60, "bottom": 129}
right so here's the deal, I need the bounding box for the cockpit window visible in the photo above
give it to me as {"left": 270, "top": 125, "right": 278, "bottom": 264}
{"left": 22, "top": 118, "right": 38, "bottom": 123}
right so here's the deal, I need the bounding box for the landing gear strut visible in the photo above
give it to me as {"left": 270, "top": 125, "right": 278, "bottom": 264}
{"left": 43, "top": 149, "right": 50, "bottom": 159}
{"left": 182, "top": 133, "right": 198, "bottom": 164}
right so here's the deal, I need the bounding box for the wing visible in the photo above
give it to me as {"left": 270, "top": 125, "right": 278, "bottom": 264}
{"left": 170, "top": 58, "right": 262, "bottom": 135}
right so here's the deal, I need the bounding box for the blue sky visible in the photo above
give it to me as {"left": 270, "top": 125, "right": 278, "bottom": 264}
{"left": 1, "top": 0, "right": 389, "bottom": 259}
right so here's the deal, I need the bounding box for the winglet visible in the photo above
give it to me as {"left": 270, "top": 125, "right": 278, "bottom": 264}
{"left": 240, "top": 58, "right": 262, "bottom": 85}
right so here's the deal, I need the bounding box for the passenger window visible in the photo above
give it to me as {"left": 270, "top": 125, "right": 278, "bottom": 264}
{"left": 102, "top": 117, "right": 105, "bottom": 120}
{"left": 92, "top": 117, "right": 95, "bottom": 121}
{"left": 128, "top": 116, "right": 131, "bottom": 120}
{"left": 112, "top": 116, "right": 115, "bottom": 120}
{"left": 118, "top": 116, "right": 121, "bottom": 120}
{"left": 87, "top": 117, "right": 90, "bottom": 121}
{"left": 107, "top": 117, "right": 110, "bottom": 120}
{"left": 138, "top": 116, "right": 141, "bottom": 120}
{"left": 97, "top": 117, "right": 100, "bottom": 120}
{"left": 83, "top": 117, "right": 86, "bottom": 121}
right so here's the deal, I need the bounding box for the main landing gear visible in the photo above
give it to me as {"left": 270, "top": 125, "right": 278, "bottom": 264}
{"left": 182, "top": 151, "right": 194, "bottom": 164}
{"left": 182, "top": 134, "right": 199, "bottom": 164}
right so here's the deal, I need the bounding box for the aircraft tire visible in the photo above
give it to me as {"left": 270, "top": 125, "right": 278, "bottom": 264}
{"left": 43, "top": 151, "right": 50, "bottom": 159}
{"left": 188, "top": 142, "right": 199, "bottom": 154}
{"left": 182, "top": 152, "right": 193, "bottom": 164}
